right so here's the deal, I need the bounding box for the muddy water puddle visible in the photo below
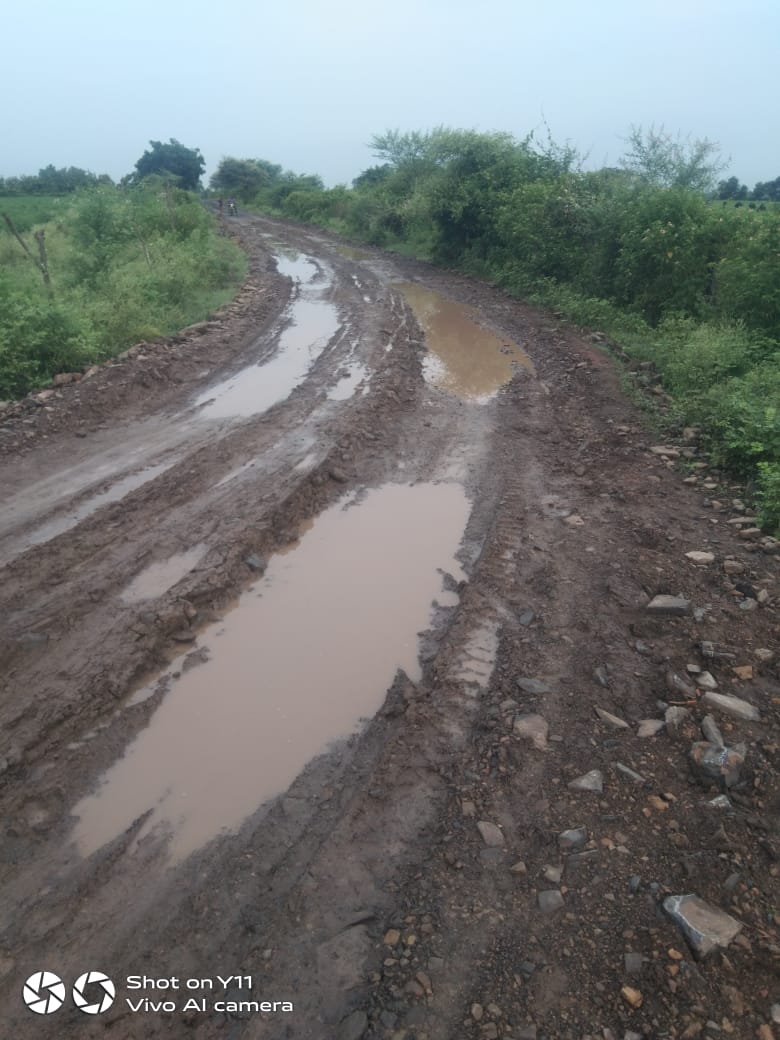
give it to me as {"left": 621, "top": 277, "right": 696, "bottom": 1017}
{"left": 73, "top": 482, "right": 469, "bottom": 863}
{"left": 120, "top": 545, "right": 207, "bottom": 604}
{"left": 194, "top": 252, "right": 340, "bottom": 420}
{"left": 328, "top": 359, "right": 369, "bottom": 400}
{"left": 397, "top": 283, "right": 533, "bottom": 400}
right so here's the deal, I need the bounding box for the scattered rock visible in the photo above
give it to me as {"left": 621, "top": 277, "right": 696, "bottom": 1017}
{"left": 52, "top": 371, "right": 82, "bottom": 386}
{"left": 701, "top": 691, "right": 760, "bottom": 722}
{"left": 663, "top": 894, "right": 743, "bottom": 957}
{"left": 538, "top": 890, "right": 564, "bottom": 913}
{"left": 514, "top": 714, "right": 549, "bottom": 751}
{"left": 516, "top": 677, "right": 555, "bottom": 695}
{"left": 543, "top": 865, "right": 563, "bottom": 884}
{"left": 624, "top": 953, "right": 644, "bottom": 976}
{"left": 568, "top": 770, "right": 603, "bottom": 793}
{"left": 244, "top": 553, "right": 267, "bottom": 572}
{"left": 650, "top": 445, "right": 680, "bottom": 457}
{"left": 337, "top": 1010, "right": 368, "bottom": 1040}
{"left": 563, "top": 514, "right": 585, "bottom": 527}
{"left": 755, "top": 648, "right": 775, "bottom": 664}
{"left": 384, "top": 929, "right": 401, "bottom": 946}
{"left": 637, "top": 719, "right": 665, "bottom": 738}
{"left": 706, "top": 795, "right": 732, "bottom": 809}
{"left": 517, "top": 608, "right": 535, "bottom": 626}
{"left": 665, "top": 706, "right": 691, "bottom": 733}
{"left": 689, "top": 742, "right": 745, "bottom": 789}
{"left": 616, "top": 762, "right": 646, "bottom": 784}
{"left": 701, "top": 715, "right": 724, "bottom": 747}
{"left": 510, "top": 860, "right": 527, "bottom": 875}
{"left": 595, "top": 707, "right": 629, "bottom": 729}
{"left": 329, "top": 467, "right": 349, "bottom": 483}
{"left": 646, "top": 595, "right": 691, "bottom": 616}
{"left": 666, "top": 670, "right": 697, "bottom": 698}
{"left": 732, "top": 664, "right": 753, "bottom": 680}
{"left": 559, "top": 827, "right": 587, "bottom": 850}
{"left": 593, "top": 665, "right": 610, "bottom": 688}
{"left": 695, "top": 671, "right": 718, "bottom": 691}
{"left": 621, "top": 985, "right": 643, "bottom": 1008}
{"left": 477, "top": 821, "right": 505, "bottom": 848}
{"left": 685, "top": 551, "right": 715, "bottom": 564}
{"left": 723, "top": 559, "right": 745, "bottom": 575}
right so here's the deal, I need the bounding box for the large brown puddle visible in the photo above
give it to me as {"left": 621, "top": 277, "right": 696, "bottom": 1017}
{"left": 193, "top": 253, "right": 340, "bottom": 419}
{"left": 72, "top": 482, "right": 469, "bottom": 863}
{"left": 397, "top": 283, "right": 533, "bottom": 400}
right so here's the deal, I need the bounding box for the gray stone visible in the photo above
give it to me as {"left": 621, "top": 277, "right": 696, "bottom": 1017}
{"left": 516, "top": 677, "right": 555, "bottom": 695}
{"left": 663, "top": 894, "right": 743, "bottom": 957}
{"left": 559, "top": 827, "right": 587, "bottom": 850}
{"left": 701, "top": 715, "right": 724, "bottom": 747}
{"left": 593, "top": 665, "right": 610, "bottom": 688}
{"left": 755, "top": 648, "right": 775, "bottom": 664}
{"left": 646, "top": 594, "right": 691, "bottom": 616}
{"left": 329, "top": 467, "right": 349, "bottom": 483}
{"left": 244, "top": 553, "right": 267, "bottom": 572}
{"left": 337, "top": 1009, "right": 368, "bottom": 1040}
{"left": 701, "top": 691, "right": 760, "bottom": 722}
{"left": 538, "top": 890, "right": 564, "bottom": 913}
{"left": 637, "top": 719, "right": 665, "bottom": 738}
{"left": 595, "top": 707, "right": 629, "bottom": 729}
{"left": 517, "top": 608, "right": 536, "bottom": 626}
{"left": 706, "top": 795, "right": 732, "bottom": 809}
{"left": 477, "top": 821, "right": 505, "bottom": 847}
{"left": 666, "top": 670, "right": 697, "bottom": 698}
{"left": 665, "top": 706, "right": 690, "bottom": 733}
{"left": 615, "top": 762, "right": 646, "bottom": 784}
{"left": 568, "top": 769, "right": 603, "bottom": 793}
{"left": 695, "top": 671, "right": 718, "bottom": 690}
{"left": 771, "top": 1004, "right": 780, "bottom": 1025}
{"left": 690, "top": 742, "right": 745, "bottom": 789}
{"left": 686, "top": 550, "right": 715, "bottom": 564}
{"left": 543, "top": 864, "right": 563, "bottom": 884}
{"left": 624, "top": 952, "right": 644, "bottom": 976}
{"left": 514, "top": 713, "right": 549, "bottom": 751}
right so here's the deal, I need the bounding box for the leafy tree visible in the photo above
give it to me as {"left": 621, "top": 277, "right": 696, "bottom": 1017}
{"left": 717, "top": 176, "right": 748, "bottom": 201}
{"left": 210, "top": 158, "right": 271, "bottom": 202}
{"left": 752, "top": 176, "right": 780, "bottom": 201}
{"left": 132, "top": 139, "right": 205, "bottom": 190}
{"left": 620, "top": 124, "right": 727, "bottom": 193}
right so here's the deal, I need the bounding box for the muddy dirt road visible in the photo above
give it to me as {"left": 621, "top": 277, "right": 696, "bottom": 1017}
{"left": 1, "top": 215, "right": 779, "bottom": 1039}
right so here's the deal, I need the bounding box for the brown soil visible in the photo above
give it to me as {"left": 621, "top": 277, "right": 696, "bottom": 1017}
{"left": 1, "top": 215, "right": 778, "bottom": 1040}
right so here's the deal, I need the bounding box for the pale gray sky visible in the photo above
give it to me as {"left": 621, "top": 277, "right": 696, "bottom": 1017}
{"left": 2, "top": 0, "right": 777, "bottom": 188}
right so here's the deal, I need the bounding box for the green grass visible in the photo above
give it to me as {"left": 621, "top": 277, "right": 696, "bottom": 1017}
{"left": 0, "top": 195, "right": 66, "bottom": 232}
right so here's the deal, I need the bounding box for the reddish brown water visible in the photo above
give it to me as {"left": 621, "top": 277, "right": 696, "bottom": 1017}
{"left": 72, "top": 482, "right": 469, "bottom": 863}
{"left": 397, "top": 282, "right": 533, "bottom": 400}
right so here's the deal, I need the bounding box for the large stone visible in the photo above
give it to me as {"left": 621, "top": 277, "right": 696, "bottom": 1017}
{"left": 538, "top": 890, "right": 564, "bottom": 913}
{"left": 685, "top": 551, "right": 715, "bottom": 564}
{"left": 568, "top": 770, "right": 603, "bottom": 793}
{"left": 337, "top": 1010, "right": 368, "bottom": 1040}
{"left": 646, "top": 595, "right": 691, "bottom": 616}
{"left": 701, "top": 715, "right": 724, "bottom": 747}
{"left": 559, "top": 827, "right": 587, "bottom": 850}
{"left": 689, "top": 742, "right": 745, "bottom": 788}
{"left": 514, "top": 713, "right": 549, "bottom": 751}
{"left": 477, "top": 821, "right": 505, "bottom": 847}
{"left": 663, "top": 894, "right": 743, "bottom": 957}
{"left": 665, "top": 706, "right": 690, "bottom": 733}
{"left": 666, "top": 670, "right": 697, "bottom": 698}
{"left": 701, "top": 692, "right": 761, "bottom": 722}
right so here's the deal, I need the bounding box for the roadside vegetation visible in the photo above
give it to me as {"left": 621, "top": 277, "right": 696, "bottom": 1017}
{"left": 0, "top": 142, "right": 245, "bottom": 402}
{"left": 212, "top": 127, "right": 780, "bottom": 530}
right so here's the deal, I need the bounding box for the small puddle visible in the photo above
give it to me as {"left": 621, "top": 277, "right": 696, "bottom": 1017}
{"left": 328, "top": 360, "right": 369, "bottom": 401}
{"left": 22, "top": 463, "right": 174, "bottom": 550}
{"left": 72, "top": 482, "right": 470, "bottom": 863}
{"left": 397, "top": 283, "right": 533, "bottom": 400}
{"left": 120, "top": 545, "right": 207, "bottom": 604}
{"left": 194, "top": 252, "right": 340, "bottom": 420}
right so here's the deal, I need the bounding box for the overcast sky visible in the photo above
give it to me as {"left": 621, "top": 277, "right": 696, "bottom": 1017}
{"left": 2, "top": 0, "right": 777, "bottom": 188}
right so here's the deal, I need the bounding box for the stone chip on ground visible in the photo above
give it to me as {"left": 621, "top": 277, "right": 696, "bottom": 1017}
{"left": 646, "top": 594, "right": 691, "bottom": 615}
{"left": 568, "top": 769, "right": 603, "bottom": 793}
{"left": 701, "top": 691, "right": 761, "bottom": 722}
{"left": 513, "top": 713, "right": 549, "bottom": 751}
{"left": 476, "top": 821, "right": 505, "bottom": 847}
{"left": 663, "top": 894, "right": 743, "bottom": 957}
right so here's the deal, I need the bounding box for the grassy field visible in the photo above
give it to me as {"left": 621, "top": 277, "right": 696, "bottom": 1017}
{"left": 0, "top": 195, "right": 67, "bottom": 232}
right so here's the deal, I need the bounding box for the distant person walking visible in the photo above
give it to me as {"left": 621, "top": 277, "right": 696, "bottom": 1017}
{"left": 227, "top": 198, "right": 237, "bottom": 216}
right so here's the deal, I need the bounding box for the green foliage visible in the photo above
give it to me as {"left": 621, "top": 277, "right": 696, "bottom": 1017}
{"left": 619, "top": 124, "right": 726, "bottom": 193}
{"left": 0, "top": 195, "right": 64, "bottom": 232}
{"left": 0, "top": 165, "right": 109, "bottom": 197}
{"left": 132, "top": 139, "right": 206, "bottom": 191}
{"left": 210, "top": 158, "right": 270, "bottom": 202}
{"left": 0, "top": 185, "right": 245, "bottom": 398}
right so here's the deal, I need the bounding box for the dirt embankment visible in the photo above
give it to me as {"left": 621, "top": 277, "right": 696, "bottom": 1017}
{"left": 0, "top": 215, "right": 778, "bottom": 1040}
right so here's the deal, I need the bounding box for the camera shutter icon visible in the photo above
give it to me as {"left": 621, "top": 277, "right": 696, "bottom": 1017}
{"left": 23, "top": 971, "right": 66, "bottom": 1014}
{"left": 72, "top": 970, "right": 116, "bottom": 1014}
